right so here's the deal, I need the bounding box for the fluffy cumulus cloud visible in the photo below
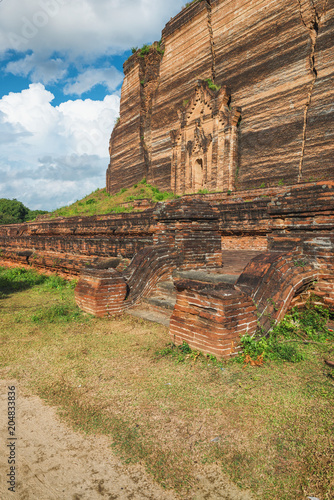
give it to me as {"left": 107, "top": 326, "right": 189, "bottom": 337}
{"left": 63, "top": 67, "right": 123, "bottom": 96}
{"left": 0, "top": 0, "right": 184, "bottom": 92}
{"left": 5, "top": 53, "right": 68, "bottom": 85}
{"left": 0, "top": 0, "right": 185, "bottom": 209}
{"left": 0, "top": 0, "right": 184, "bottom": 56}
{"left": 0, "top": 84, "right": 120, "bottom": 209}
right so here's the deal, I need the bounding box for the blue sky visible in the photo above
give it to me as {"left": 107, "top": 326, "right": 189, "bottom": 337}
{"left": 0, "top": 0, "right": 184, "bottom": 210}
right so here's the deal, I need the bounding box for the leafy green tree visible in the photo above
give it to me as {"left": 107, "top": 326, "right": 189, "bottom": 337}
{"left": 0, "top": 198, "right": 29, "bottom": 224}
{"left": 0, "top": 212, "right": 18, "bottom": 225}
{"left": 0, "top": 198, "right": 48, "bottom": 225}
{"left": 25, "top": 209, "right": 48, "bottom": 221}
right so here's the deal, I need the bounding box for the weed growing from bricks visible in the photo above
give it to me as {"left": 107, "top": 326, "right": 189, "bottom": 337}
{"left": 238, "top": 299, "right": 333, "bottom": 365}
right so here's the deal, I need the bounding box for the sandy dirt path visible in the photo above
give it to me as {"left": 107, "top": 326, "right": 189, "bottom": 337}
{"left": 0, "top": 380, "right": 254, "bottom": 500}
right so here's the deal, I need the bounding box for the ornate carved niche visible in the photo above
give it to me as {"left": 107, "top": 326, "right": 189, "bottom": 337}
{"left": 170, "top": 81, "right": 241, "bottom": 194}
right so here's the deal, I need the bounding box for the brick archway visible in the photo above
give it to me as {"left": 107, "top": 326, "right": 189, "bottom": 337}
{"left": 237, "top": 251, "right": 334, "bottom": 333}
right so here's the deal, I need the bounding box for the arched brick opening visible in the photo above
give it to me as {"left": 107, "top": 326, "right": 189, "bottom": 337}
{"left": 237, "top": 252, "right": 334, "bottom": 334}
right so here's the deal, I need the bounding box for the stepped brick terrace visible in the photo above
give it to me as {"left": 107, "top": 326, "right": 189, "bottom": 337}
{"left": 1, "top": 182, "right": 333, "bottom": 358}
{"left": 1, "top": 0, "right": 333, "bottom": 358}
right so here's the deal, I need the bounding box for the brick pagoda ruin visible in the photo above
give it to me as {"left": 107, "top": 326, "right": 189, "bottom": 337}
{"left": 1, "top": 0, "right": 333, "bottom": 358}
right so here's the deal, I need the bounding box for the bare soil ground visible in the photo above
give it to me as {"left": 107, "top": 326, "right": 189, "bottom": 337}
{"left": 0, "top": 380, "right": 254, "bottom": 500}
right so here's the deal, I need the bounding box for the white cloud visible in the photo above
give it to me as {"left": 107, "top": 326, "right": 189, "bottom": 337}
{"left": 0, "top": 84, "right": 58, "bottom": 139}
{"left": 0, "top": 1, "right": 186, "bottom": 209}
{"left": 0, "top": 111, "right": 32, "bottom": 144}
{"left": 5, "top": 53, "right": 68, "bottom": 84}
{"left": 0, "top": 84, "right": 120, "bottom": 210}
{"left": 5, "top": 53, "right": 123, "bottom": 95}
{"left": 64, "top": 67, "right": 123, "bottom": 96}
{"left": 0, "top": 0, "right": 184, "bottom": 58}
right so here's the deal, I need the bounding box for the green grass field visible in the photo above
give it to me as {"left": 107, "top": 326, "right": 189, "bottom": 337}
{"left": 0, "top": 266, "right": 333, "bottom": 499}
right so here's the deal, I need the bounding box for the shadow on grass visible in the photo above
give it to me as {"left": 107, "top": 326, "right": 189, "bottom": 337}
{"left": 0, "top": 267, "right": 76, "bottom": 301}
{"left": 0, "top": 266, "right": 47, "bottom": 300}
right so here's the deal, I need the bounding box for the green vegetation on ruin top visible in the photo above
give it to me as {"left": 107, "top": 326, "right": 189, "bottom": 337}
{"left": 128, "top": 41, "right": 164, "bottom": 62}
{"left": 48, "top": 179, "right": 178, "bottom": 219}
{"left": 184, "top": 0, "right": 204, "bottom": 10}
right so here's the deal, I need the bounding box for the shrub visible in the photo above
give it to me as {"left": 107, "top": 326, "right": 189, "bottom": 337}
{"left": 156, "top": 341, "right": 223, "bottom": 366}
{"left": 43, "top": 275, "right": 75, "bottom": 291}
{"left": 0, "top": 267, "right": 47, "bottom": 292}
{"left": 204, "top": 78, "right": 221, "bottom": 92}
{"left": 140, "top": 44, "right": 151, "bottom": 57}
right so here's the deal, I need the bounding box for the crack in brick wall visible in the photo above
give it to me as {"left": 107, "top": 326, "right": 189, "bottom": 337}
{"left": 205, "top": 0, "right": 216, "bottom": 82}
{"left": 297, "top": 0, "right": 328, "bottom": 181}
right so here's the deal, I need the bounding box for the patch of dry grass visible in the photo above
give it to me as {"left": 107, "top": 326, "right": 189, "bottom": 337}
{"left": 0, "top": 270, "right": 333, "bottom": 499}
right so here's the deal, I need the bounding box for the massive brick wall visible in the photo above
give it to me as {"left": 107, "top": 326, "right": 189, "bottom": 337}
{"left": 302, "top": 0, "right": 334, "bottom": 180}
{"left": 0, "top": 211, "right": 154, "bottom": 274}
{"left": 150, "top": 2, "right": 214, "bottom": 189}
{"left": 106, "top": 58, "right": 143, "bottom": 193}
{"left": 106, "top": 0, "right": 334, "bottom": 194}
{"left": 106, "top": 47, "right": 162, "bottom": 193}
{"left": 1, "top": 182, "right": 332, "bottom": 275}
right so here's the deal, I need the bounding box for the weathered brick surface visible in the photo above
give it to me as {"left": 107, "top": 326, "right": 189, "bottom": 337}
{"left": 106, "top": 0, "right": 334, "bottom": 193}
{"left": 1, "top": 182, "right": 331, "bottom": 277}
{"left": 169, "top": 280, "right": 257, "bottom": 359}
{"left": 0, "top": 182, "right": 333, "bottom": 361}
{"left": 75, "top": 268, "right": 128, "bottom": 317}
{"left": 107, "top": 46, "right": 162, "bottom": 193}
{"left": 153, "top": 198, "right": 222, "bottom": 269}
{"left": 0, "top": 211, "right": 154, "bottom": 274}
{"left": 167, "top": 182, "right": 333, "bottom": 358}
{"left": 237, "top": 236, "right": 334, "bottom": 332}
{"left": 75, "top": 245, "right": 180, "bottom": 317}
{"left": 169, "top": 235, "right": 334, "bottom": 359}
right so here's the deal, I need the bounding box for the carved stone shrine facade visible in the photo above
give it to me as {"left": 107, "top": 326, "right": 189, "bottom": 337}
{"left": 170, "top": 83, "right": 241, "bottom": 193}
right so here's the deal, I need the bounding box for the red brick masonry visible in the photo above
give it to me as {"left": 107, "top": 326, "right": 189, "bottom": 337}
{"left": 170, "top": 281, "right": 257, "bottom": 358}
{"left": 1, "top": 182, "right": 333, "bottom": 358}
{"left": 170, "top": 236, "right": 334, "bottom": 358}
